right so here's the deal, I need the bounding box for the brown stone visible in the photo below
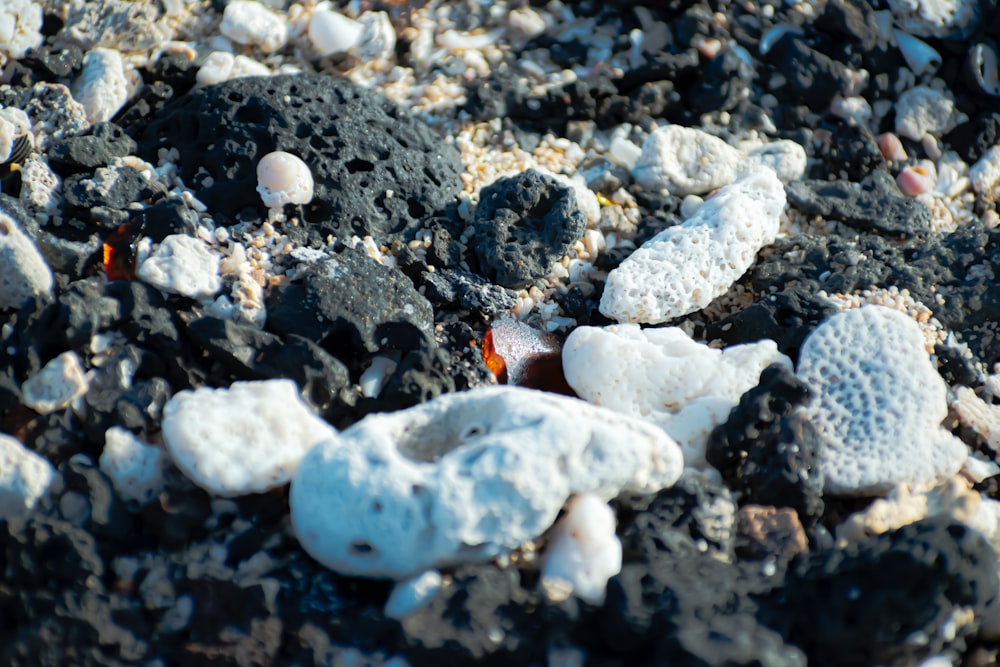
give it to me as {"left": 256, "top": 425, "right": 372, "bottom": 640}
{"left": 735, "top": 504, "right": 808, "bottom": 561}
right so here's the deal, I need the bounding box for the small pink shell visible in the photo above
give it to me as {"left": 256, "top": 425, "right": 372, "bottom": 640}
{"left": 896, "top": 164, "right": 936, "bottom": 197}
{"left": 877, "top": 133, "right": 908, "bottom": 163}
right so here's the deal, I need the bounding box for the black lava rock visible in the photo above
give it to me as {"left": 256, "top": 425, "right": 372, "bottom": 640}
{"left": 814, "top": 0, "right": 881, "bottom": 52}
{"left": 473, "top": 169, "right": 587, "bottom": 288}
{"left": 785, "top": 171, "right": 932, "bottom": 236}
{"left": 135, "top": 197, "right": 200, "bottom": 243}
{"left": 944, "top": 112, "right": 1000, "bottom": 163}
{"left": 376, "top": 344, "right": 457, "bottom": 412}
{"left": 421, "top": 268, "right": 517, "bottom": 315}
{"left": 764, "top": 35, "right": 849, "bottom": 111}
{"left": 62, "top": 165, "right": 150, "bottom": 226}
{"left": 812, "top": 121, "right": 886, "bottom": 181}
{"left": 46, "top": 122, "right": 137, "bottom": 173}
{"left": 137, "top": 74, "right": 464, "bottom": 243}
{"left": 706, "top": 364, "right": 825, "bottom": 527}
{"left": 758, "top": 518, "right": 1000, "bottom": 667}
{"left": 60, "top": 455, "right": 134, "bottom": 542}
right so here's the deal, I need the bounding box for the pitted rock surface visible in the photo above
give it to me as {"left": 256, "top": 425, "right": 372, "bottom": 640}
{"left": 136, "top": 73, "right": 464, "bottom": 243}
{"left": 473, "top": 169, "right": 587, "bottom": 288}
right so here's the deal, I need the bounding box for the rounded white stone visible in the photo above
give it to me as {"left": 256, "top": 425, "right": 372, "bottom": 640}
{"left": 633, "top": 125, "right": 742, "bottom": 195}
{"left": 540, "top": 494, "right": 622, "bottom": 605}
{"left": 0, "top": 432, "right": 55, "bottom": 519}
{"left": 137, "top": 234, "right": 222, "bottom": 300}
{"left": 895, "top": 85, "right": 961, "bottom": 142}
{"left": 797, "top": 305, "right": 968, "bottom": 496}
{"left": 290, "top": 385, "right": 683, "bottom": 578}
{"left": 384, "top": 570, "right": 443, "bottom": 620}
{"left": 21, "top": 351, "right": 89, "bottom": 414}
{"left": 256, "top": 151, "right": 314, "bottom": 209}
{"left": 0, "top": 208, "right": 54, "bottom": 310}
{"left": 308, "top": 7, "right": 363, "bottom": 56}
{"left": 220, "top": 0, "right": 288, "bottom": 53}
{"left": 970, "top": 145, "right": 1000, "bottom": 195}
{"left": 600, "top": 167, "right": 785, "bottom": 324}
{"left": 99, "top": 427, "right": 164, "bottom": 503}
{"left": 161, "top": 379, "right": 337, "bottom": 497}
{"left": 72, "top": 47, "right": 129, "bottom": 125}
{"left": 196, "top": 51, "right": 271, "bottom": 87}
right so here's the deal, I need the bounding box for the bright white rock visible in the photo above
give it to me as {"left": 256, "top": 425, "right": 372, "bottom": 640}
{"left": 290, "top": 385, "right": 683, "bottom": 579}
{"left": 540, "top": 494, "right": 622, "bottom": 605}
{"left": 220, "top": 0, "right": 288, "bottom": 53}
{"left": 21, "top": 351, "right": 89, "bottom": 414}
{"left": 100, "top": 427, "right": 165, "bottom": 503}
{"left": 308, "top": 6, "right": 363, "bottom": 56}
{"left": 0, "top": 0, "right": 43, "bottom": 59}
{"left": 0, "top": 208, "right": 54, "bottom": 310}
{"left": 895, "top": 85, "right": 963, "bottom": 142}
{"left": 137, "top": 234, "right": 222, "bottom": 300}
{"left": 72, "top": 47, "right": 129, "bottom": 125}
{"left": 633, "top": 125, "right": 742, "bottom": 195}
{"left": 600, "top": 167, "right": 785, "bottom": 324}
{"left": 970, "top": 145, "right": 1000, "bottom": 195}
{"left": 256, "top": 151, "right": 314, "bottom": 209}
{"left": 563, "top": 323, "right": 791, "bottom": 468}
{"left": 0, "top": 432, "right": 55, "bottom": 519}
{"left": 196, "top": 51, "right": 271, "bottom": 86}
{"left": 797, "top": 305, "right": 968, "bottom": 496}
{"left": 161, "top": 379, "right": 337, "bottom": 497}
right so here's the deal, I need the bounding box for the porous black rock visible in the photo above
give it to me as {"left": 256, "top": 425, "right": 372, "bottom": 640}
{"left": 757, "top": 518, "right": 1000, "bottom": 667}
{"left": 137, "top": 73, "right": 464, "bottom": 243}
{"left": 944, "top": 112, "right": 1000, "bottom": 163}
{"left": 706, "top": 364, "right": 825, "bottom": 527}
{"left": 811, "top": 121, "right": 886, "bottom": 181}
{"left": 376, "top": 344, "right": 457, "bottom": 412}
{"left": 421, "top": 268, "right": 517, "bottom": 315}
{"left": 785, "top": 170, "right": 932, "bottom": 236}
{"left": 61, "top": 165, "right": 150, "bottom": 226}
{"left": 266, "top": 245, "right": 434, "bottom": 354}
{"left": 135, "top": 197, "right": 200, "bottom": 243}
{"left": 473, "top": 169, "right": 587, "bottom": 288}
{"left": 46, "top": 122, "right": 137, "bottom": 173}
{"left": 814, "top": 0, "right": 881, "bottom": 52}
{"left": 763, "top": 35, "right": 849, "bottom": 111}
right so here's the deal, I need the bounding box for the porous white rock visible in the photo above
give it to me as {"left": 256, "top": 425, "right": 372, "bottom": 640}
{"left": 290, "top": 386, "right": 683, "bottom": 578}
{"left": 21, "top": 351, "right": 89, "bottom": 414}
{"left": 196, "top": 51, "right": 271, "bottom": 86}
{"left": 18, "top": 155, "right": 60, "bottom": 215}
{"left": 220, "top": 0, "right": 288, "bottom": 53}
{"left": 256, "top": 151, "right": 314, "bottom": 210}
{"left": 888, "top": 0, "right": 980, "bottom": 39}
{"left": 72, "top": 48, "right": 129, "bottom": 125}
{"left": 0, "top": 0, "right": 43, "bottom": 60}
{"left": 161, "top": 379, "right": 337, "bottom": 497}
{"left": 633, "top": 125, "right": 743, "bottom": 195}
{"left": 137, "top": 234, "right": 222, "bottom": 300}
{"left": 797, "top": 306, "right": 968, "bottom": 496}
{"left": 0, "top": 433, "right": 55, "bottom": 519}
{"left": 384, "top": 570, "right": 443, "bottom": 620}
{"left": 600, "top": 168, "right": 785, "bottom": 324}
{"left": 308, "top": 6, "right": 363, "bottom": 56}
{"left": 563, "top": 323, "right": 791, "bottom": 468}
{"left": 0, "top": 208, "right": 54, "bottom": 310}
{"left": 895, "top": 85, "right": 962, "bottom": 142}
{"left": 952, "top": 385, "right": 1000, "bottom": 450}
{"left": 970, "top": 145, "right": 1000, "bottom": 195}
{"left": 540, "top": 494, "right": 622, "bottom": 605}
{"left": 99, "top": 427, "right": 164, "bottom": 503}
{"left": 0, "top": 106, "right": 31, "bottom": 163}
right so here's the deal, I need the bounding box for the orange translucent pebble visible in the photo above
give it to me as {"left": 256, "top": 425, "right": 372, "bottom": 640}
{"left": 102, "top": 222, "right": 141, "bottom": 281}
{"left": 482, "top": 317, "right": 576, "bottom": 396}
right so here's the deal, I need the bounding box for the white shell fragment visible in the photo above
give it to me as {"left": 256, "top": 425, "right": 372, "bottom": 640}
{"left": 72, "top": 47, "right": 129, "bottom": 125}
{"left": 220, "top": 0, "right": 288, "bottom": 53}
{"left": 161, "top": 379, "right": 338, "bottom": 497}
{"left": 797, "top": 306, "right": 968, "bottom": 496}
{"left": 256, "top": 151, "right": 315, "bottom": 209}
{"left": 0, "top": 106, "right": 31, "bottom": 163}
{"left": 384, "top": 570, "right": 443, "bottom": 620}
{"left": 540, "top": 494, "right": 622, "bottom": 605}
{"left": 308, "top": 6, "right": 363, "bottom": 56}
{"left": 196, "top": 51, "right": 271, "bottom": 87}
{"left": 0, "top": 208, "right": 54, "bottom": 310}
{"left": 894, "top": 85, "right": 963, "bottom": 142}
{"left": 0, "top": 0, "right": 43, "bottom": 59}
{"left": 290, "top": 386, "right": 683, "bottom": 579}
{"left": 357, "top": 11, "right": 397, "bottom": 62}
{"left": 137, "top": 234, "right": 223, "bottom": 300}
{"left": 633, "top": 125, "right": 743, "bottom": 195}
{"left": 600, "top": 168, "right": 785, "bottom": 324}
{"left": 563, "top": 323, "right": 791, "bottom": 468}
{"left": 0, "top": 433, "right": 55, "bottom": 520}
{"left": 893, "top": 30, "right": 941, "bottom": 76}
{"left": 99, "top": 427, "right": 165, "bottom": 504}
{"left": 21, "top": 351, "right": 89, "bottom": 414}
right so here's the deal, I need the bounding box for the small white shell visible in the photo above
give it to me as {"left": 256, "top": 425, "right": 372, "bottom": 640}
{"left": 894, "top": 30, "right": 941, "bottom": 76}
{"left": 256, "top": 151, "right": 314, "bottom": 209}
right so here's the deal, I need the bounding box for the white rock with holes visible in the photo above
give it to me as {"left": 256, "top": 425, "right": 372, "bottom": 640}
{"left": 72, "top": 47, "right": 129, "bottom": 125}
{"left": 563, "top": 323, "right": 791, "bottom": 468}
{"left": 220, "top": 0, "right": 288, "bottom": 53}
{"left": 540, "top": 494, "right": 622, "bottom": 605}
{"left": 21, "top": 351, "right": 89, "bottom": 414}
{"left": 0, "top": 433, "right": 55, "bottom": 519}
{"left": 0, "top": 208, "right": 54, "bottom": 310}
{"left": 600, "top": 167, "right": 785, "bottom": 324}
{"left": 797, "top": 305, "right": 968, "bottom": 496}
{"left": 290, "top": 385, "right": 683, "bottom": 578}
{"left": 137, "top": 234, "right": 222, "bottom": 300}
{"left": 99, "top": 427, "right": 164, "bottom": 503}
{"left": 161, "top": 379, "right": 337, "bottom": 497}
{"left": 0, "top": 0, "right": 43, "bottom": 59}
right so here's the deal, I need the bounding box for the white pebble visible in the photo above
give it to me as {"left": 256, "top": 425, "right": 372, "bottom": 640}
{"left": 161, "top": 379, "right": 338, "bottom": 497}
{"left": 633, "top": 125, "right": 742, "bottom": 195}
{"left": 745, "top": 140, "right": 808, "bottom": 182}
{"left": 99, "top": 427, "right": 164, "bottom": 503}
{"left": 600, "top": 168, "right": 785, "bottom": 324}
{"left": 0, "top": 433, "right": 55, "bottom": 519}
{"left": 308, "top": 6, "right": 363, "bottom": 56}
{"left": 21, "top": 351, "right": 89, "bottom": 414}
{"left": 0, "top": 0, "right": 43, "bottom": 59}
{"left": 608, "top": 136, "right": 643, "bottom": 170}
{"left": 72, "top": 47, "right": 129, "bottom": 125}
{"left": 384, "top": 570, "right": 443, "bottom": 619}
{"left": 0, "top": 208, "right": 54, "bottom": 310}
{"left": 256, "top": 151, "right": 314, "bottom": 209}
{"left": 137, "top": 234, "right": 222, "bottom": 300}
{"left": 220, "top": 0, "right": 288, "bottom": 53}
{"left": 970, "top": 145, "right": 1000, "bottom": 194}
{"left": 895, "top": 85, "right": 962, "bottom": 142}
{"left": 359, "top": 356, "right": 398, "bottom": 398}
{"left": 290, "top": 386, "right": 683, "bottom": 578}
{"left": 679, "top": 194, "right": 704, "bottom": 219}
{"left": 540, "top": 494, "right": 622, "bottom": 605}
{"left": 196, "top": 51, "right": 271, "bottom": 86}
